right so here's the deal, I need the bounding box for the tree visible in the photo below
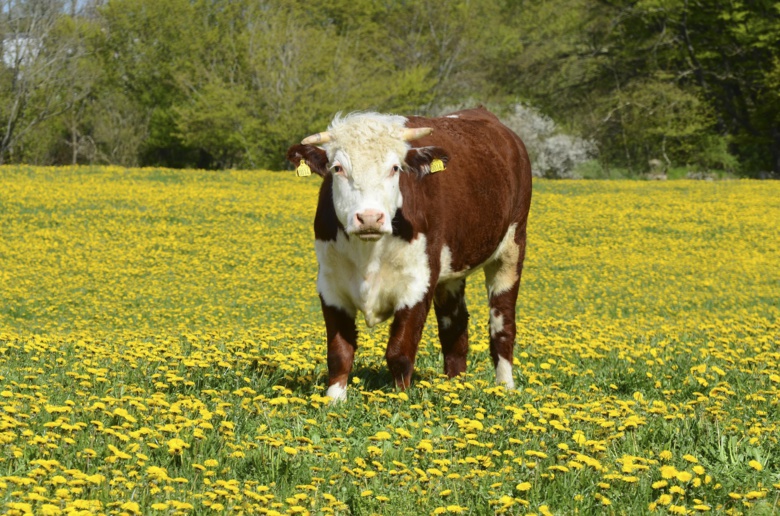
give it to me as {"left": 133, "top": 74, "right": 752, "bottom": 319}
{"left": 0, "top": 0, "right": 777, "bottom": 175}
{"left": 0, "top": 0, "right": 91, "bottom": 164}
{"left": 491, "top": 0, "right": 779, "bottom": 176}
{"left": 96, "top": 0, "right": 203, "bottom": 167}
{"left": 675, "top": 0, "right": 780, "bottom": 175}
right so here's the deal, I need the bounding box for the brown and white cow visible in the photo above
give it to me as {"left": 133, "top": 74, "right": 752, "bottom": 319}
{"left": 287, "top": 107, "right": 532, "bottom": 401}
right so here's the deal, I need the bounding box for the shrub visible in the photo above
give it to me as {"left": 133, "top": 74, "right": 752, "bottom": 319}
{"left": 500, "top": 103, "right": 597, "bottom": 179}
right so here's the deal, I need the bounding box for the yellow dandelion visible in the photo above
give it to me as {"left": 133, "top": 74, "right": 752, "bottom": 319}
{"left": 146, "top": 466, "right": 170, "bottom": 482}
{"left": 39, "top": 505, "right": 62, "bottom": 516}
{"left": 676, "top": 471, "right": 693, "bottom": 482}
{"left": 396, "top": 428, "right": 412, "bottom": 438}
{"left": 166, "top": 438, "right": 189, "bottom": 454}
{"left": 120, "top": 501, "right": 141, "bottom": 514}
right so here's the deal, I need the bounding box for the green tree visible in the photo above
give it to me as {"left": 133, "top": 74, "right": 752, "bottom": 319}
{"left": 492, "top": 0, "right": 779, "bottom": 176}
{"left": 0, "top": 0, "right": 92, "bottom": 164}
{"left": 97, "top": 0, "right": 202, "bottom": 166}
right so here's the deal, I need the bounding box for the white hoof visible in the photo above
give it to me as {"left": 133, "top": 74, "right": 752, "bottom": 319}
{"left": 495, "top": 356, "right": 515, "bottom": 390}
{"left": 325, "top": 383, "right": 347, "bottom": 403}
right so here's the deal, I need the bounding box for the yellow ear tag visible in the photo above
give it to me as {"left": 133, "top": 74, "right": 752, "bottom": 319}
{"left": 430, "top": 158, "right": 445, "bottom": 173}
{"left": 296, "top": 159, "right": 311, "bottom": 177}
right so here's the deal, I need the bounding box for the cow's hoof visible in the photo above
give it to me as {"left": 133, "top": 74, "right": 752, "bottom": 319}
{"left": 325, "top": 383, "right": 347, "bottom": 403}
{"left": 496, "top": 379, "right": 515, "bottom": 391}
{"left": 495, "top": 356, "right": 515, "bottom": 390}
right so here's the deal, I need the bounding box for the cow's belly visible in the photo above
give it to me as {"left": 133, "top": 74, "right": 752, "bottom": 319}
{"left": 437, "top": 223, "right": 519, "bottom": 287}
{"left": 315, "top": 233, "right": 431, "bottom": 327}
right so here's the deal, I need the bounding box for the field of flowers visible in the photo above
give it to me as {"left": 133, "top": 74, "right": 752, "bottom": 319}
{"left": 0, "top": 165, "right": 778, "bottom": 515}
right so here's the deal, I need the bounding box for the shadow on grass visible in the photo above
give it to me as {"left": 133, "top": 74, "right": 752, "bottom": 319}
{"left": 248, "top": 355, "right": 449, "bottom": 395}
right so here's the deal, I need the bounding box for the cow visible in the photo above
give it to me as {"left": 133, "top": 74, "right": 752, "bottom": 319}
{"left": 286, "top": 107, "right": 532, "bottom": 401}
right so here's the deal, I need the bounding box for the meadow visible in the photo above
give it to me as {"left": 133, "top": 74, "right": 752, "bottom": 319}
{"left": 0, "top": 166, "right": 778, "bottom": 515}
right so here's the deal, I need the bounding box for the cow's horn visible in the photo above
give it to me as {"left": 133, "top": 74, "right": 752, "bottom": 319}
{"left": 301, "top": 132, "right": 332, "bottom": 145}
{"left": 401, "top": 127, "right": 433, "bottom": 141}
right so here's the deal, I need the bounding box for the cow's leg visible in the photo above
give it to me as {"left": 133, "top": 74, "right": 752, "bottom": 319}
{"left": 385, "top": 296, "right": 433, "bottom": 389}
{"left": 433, "top": 279, "right": 469, "bottom": 378}
{"left": 321, "top": 297, "right": 357, "bottom": 402}
{"left": 483, "top": 224, "right": 527, "bottom": 389}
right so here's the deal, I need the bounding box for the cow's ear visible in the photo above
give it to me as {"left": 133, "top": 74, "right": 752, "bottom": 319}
{"left": 404, "top": 146, "right": 450, "bottom": 177}
{"left": 287, "top": 144, "right": 329, "bottom": 177}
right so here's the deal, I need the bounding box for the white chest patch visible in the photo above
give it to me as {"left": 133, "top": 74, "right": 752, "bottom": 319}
{"left": 315, "top": 233, "right": 431, "bottom": 327}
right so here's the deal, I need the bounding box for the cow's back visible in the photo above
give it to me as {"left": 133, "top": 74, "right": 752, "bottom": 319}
{"left": 402, "top": 107, "right": 532, "bottom": 271}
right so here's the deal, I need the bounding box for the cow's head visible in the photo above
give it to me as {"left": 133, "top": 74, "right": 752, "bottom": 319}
{"left": 287, "top": 113, "right": 448, "bottom": 241}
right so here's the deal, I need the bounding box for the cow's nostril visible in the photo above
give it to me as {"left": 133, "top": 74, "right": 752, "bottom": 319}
{"left": 356, "top": 210, "right": 383, "bottom": 228}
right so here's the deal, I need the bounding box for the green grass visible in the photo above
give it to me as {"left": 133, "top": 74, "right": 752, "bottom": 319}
{"left": 0, "top": 166, "right": 778, "bottom": 515}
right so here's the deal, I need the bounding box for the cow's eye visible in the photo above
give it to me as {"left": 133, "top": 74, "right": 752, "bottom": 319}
{"left": 332, "top": 164, "right": 344, "bottom": 176}
{"left": 391, "top": 165, "right": 401, "bottom": 175}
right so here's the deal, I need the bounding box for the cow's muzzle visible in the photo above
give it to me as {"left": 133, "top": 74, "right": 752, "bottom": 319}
{"left": 353, "top": 210, "right": 387, "bottom": 241}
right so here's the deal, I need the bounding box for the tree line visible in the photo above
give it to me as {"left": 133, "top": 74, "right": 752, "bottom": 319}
{"left": 1, "top": 0, "right": 778, "bottom": 177}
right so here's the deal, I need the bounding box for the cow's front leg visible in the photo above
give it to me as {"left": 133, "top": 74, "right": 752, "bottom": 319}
{"left": 385, "top": 296, "right": 433, "bottom": 389}
{"left": 321, "top": 297, "right": 358, "bottom": 402}
{"left": 434, "top": 279, "right": 469, "bottom": 378}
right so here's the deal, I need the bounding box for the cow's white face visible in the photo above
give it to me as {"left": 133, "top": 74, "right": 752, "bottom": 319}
{"left": 324, "top": 114, "right": 411, "bottom": 241}
{"left": 329, "top": 148, "right": 405, "bottom": 241}
{"left": 288, "top": 112, "right": 446, "bottom": 242}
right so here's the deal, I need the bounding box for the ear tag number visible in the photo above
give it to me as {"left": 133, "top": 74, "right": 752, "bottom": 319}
{"left": 430, "top": 158, "right": 445, "bottom": 173}
{"left": 296, "top": 159, "right": 312, "bottom": 177}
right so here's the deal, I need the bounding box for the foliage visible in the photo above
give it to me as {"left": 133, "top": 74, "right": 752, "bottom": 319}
{"left": 497, "top": 0, "right": 780, "bottom": 177}
{"left": 0, "top": 0, "right": 93, "bottom": 164}
{"left": 501, "top": 103, "right": 596, "bottom": 179}
{"left": 1, "top": 166, "right": 779, "bottom": 514}
{"left": 0, "top": 0, "right": 778, "bottom": 175}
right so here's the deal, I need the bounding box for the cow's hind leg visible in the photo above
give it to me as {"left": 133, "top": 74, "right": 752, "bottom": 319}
{"left": 483, "top": 223, "right": 527, "bottom": 389}
{"left": 321, "top": 298, "right": 358, "bottom": 402}
{"left": 434, "top": 279, "right": 469, "bottom": 378}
